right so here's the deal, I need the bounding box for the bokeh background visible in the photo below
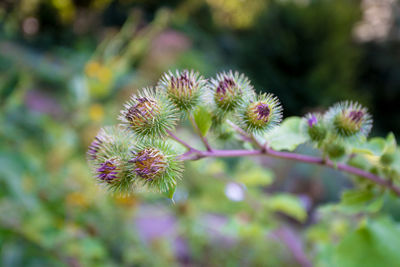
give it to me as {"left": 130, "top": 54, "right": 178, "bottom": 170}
{"left": 1, "top": 0, "right": 400, "bottom": 266}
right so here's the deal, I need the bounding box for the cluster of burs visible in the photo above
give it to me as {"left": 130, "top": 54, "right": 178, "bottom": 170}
{"left": 87, "top": 70, "right": 372, "bottom": 195}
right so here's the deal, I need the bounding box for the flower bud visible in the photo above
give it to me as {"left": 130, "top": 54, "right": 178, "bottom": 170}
{"left": 129, "top": 140, "right": 183, "bottom": 192}
{"left": 119, "top": 88, "right": 178, "bottom": 139}
{"left": 325, "top": 101, "right": 372, "bottom": 139}
{"left": 304, "top": 113, "right": 327, "bottom": 142}
{"left": 325, "top": 142, "right": 346, "bottom": 159}
{"left": 157, "top": 70, "right": 206, "bottom": 113}
{"left": 210, "top": 71, "right": 254, "bottom": 113}
{"left": 239, "top": 93, "right": 282, "bottom": 133}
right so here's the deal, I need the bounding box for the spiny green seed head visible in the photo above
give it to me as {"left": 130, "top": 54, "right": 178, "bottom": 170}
{"left": 119, "top": 87, "right": 178, "bottom": 139}
{"left": 87, "top": 126, "right": 139, "bottom": 194}
{"left": 325, "top": 142, "right": 346, "bottom": 159}
{"left": 129, "top": 140, "right": 183, "bottom": 192}
{"left": 239, "top": 93, "right": 282, "bottom": 133}
{"left": 325, "top": 101, "right": 372, "bottom": 139}
{"left": 304, "top": 113, "right": 327, "bottom": 142}
{"left": 157, "top": 70, "right": 206, "bottom": 113}
{"left": 210, "top": 71, "right": 254, "bottom": 113}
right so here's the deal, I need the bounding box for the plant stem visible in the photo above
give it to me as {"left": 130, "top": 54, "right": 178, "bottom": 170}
{"left": 189, "top": 115, "right": 213, "bottom": 151}
{"left": 178, "top": 148, "right": 400, "bottom": 196}
{"left": 167, "top": 129, "right": 194, "bottom": 151}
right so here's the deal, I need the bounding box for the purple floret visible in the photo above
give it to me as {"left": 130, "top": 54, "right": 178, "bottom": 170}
{"left": 307, "top": 114, "right": 318, "bottom": 127}
{"left": 88, "top": 136, "right": 102, "bottom": 160}
{"left": 97, "top": 160, "right": 118, "bottom": 183}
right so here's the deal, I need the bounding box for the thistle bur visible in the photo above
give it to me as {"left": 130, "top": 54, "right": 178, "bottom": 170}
{"left": 239, "top": 93, "right": 282, "bottom": 133}
{"left": 129, "top": 140, "right": 183, "bottom": 192}
{"left": 87, "top": 126, "right": 138, "bottom": 194}
{"left": 304, "top": 113, "right": 327, "bottom": 142}
{"left": 210, "top": 71, "right": 254, "bottom": 113}
{"left": 325, "top": 101, "right": 372, "bottom": 139}
{"left": 157, "top": 70, "right": 206, "bottom": 113}
{"left": 119, "top": 88, "right": 178, "bottom": 139}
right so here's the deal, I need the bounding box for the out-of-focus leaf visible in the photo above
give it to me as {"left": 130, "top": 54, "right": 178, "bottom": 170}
{"left": 264, "top": 117, "right": 307, "bottom": 151}
{"left": 194, "top": 105, "right": 212, "bottom": 136}
{"left": 267, "top": 194, "right": 307, "bottom": 222}
{"left": 333, "top": 218, "right": 400, "bottom": 267}
{"left": 336, "top": 189, "right": 384, "bottom": 213}
{"left": 385, "top": 132, "right": 397, "bottom": 154}
{"left": 341, "top": 189, "right": 374, "bottom": 205}
{"left": 351, "top": 137, "right": 386, "bottom": 156}
{"left": 236, "top": 166, "right": 274, "bottom": 187}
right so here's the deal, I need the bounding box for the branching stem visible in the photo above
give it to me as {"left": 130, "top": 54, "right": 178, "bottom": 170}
{"left": 178, "top": 148, "right": 400, "bottom": 196}
{"left": 189, "top": 115, "right": 213, "bottom": 151}
{"left": 167, "top": 129, "right": 194, "bottom": 150}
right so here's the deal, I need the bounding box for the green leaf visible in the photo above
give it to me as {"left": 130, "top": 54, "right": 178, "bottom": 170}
{"left": 385, "top": 132, "right": 397, "bottom": 154}
{"left": 351, "top": 137, "right": 386, "bottom": 156}
{"left": 264, "top": 116, "right": 307, "bottom": 151}
{"left": 341, "top": 189, "right": 374, "bottom": 206}
{"left": 333, "top": 218, "right": 400, "bottom": 267}
{"left": 194, "top": 105, "right": 212, "bottom": 136}
{"left": 337, "top": 189, "right": 384, "bottom": 213}
{"left": 267, "top": 194, "right": 307, "bottom": 222}
{"left": 164, "top": 185, "right": 176, "bottom": 200}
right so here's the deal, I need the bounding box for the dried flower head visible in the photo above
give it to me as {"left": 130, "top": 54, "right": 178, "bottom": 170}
{"left": 304, "top": 113, "right": 327, "bottom": 142}
{"left": 210, "top": 71, "right": 254, "bottom": 113}
{"left": 239, "top": 93, "right": 282, "bottom": 133}
{"left": 119, "top": 88, "right": 178, "bottom": 139}
{"left": 157, "top": 70, "right": 206, "bottom": 113}
{"left": 129, "top": 140, "right": 183, "bottom": 192}
{"left": 325, "top": 101, "right": 372, "bottom": 139}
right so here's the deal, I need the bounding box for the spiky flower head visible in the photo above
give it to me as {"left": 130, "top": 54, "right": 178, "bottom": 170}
{"left": 303, "top": 113, "right": 327, "bottom": 142}
{"left": 239, "top": 93, "right": 283, "bottom": 133}
{"left": 87, "top": 126, "right": 139, "bottom": 194}
{"left": 157, "top": 70, "right": 206, "bottom": 113}
{"left": 129, "top": 140, "right": 183, "bottom": 192}
{"left": 325, "top": 101, "right": 372, "bottom": 139}
{"left": 210, "top": 71, "right": 254, "bottom": 113}
{"left": 119, "top": 88, "right": 178, "bottom": 139}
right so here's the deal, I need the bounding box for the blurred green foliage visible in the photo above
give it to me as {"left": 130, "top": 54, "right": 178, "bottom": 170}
{"left": 1, "top": 0, "right": 400, "bottom": 266}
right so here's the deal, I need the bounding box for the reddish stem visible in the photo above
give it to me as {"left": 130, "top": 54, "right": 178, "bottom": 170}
{"left": 178, "top": 148, "right": 400, "bottom": 196}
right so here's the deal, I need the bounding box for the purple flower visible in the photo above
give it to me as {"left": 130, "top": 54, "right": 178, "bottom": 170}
{"left": 348, "top": 110, "right": 364, "bottom": 124}
{"left": 307, "top": 114, "right": 318, "bottom": 127}
{"left": 170, "top": 70, "right": 194, "bottom": 95}
{"left": 97, "top": 160, "right": 118, "bottom": 183}
{"left": 125, "top": 97, "right": 159, "bottom": 125}
{"left": 216, "top": 77, "right": 236, "bottom": 96}
{"left": 255, "top": 103, "right": 270, "bottom": 122}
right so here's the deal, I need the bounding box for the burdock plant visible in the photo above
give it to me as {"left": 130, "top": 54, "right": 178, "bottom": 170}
{"left": 88, "top": 69, "right": 400, "bottom": 199}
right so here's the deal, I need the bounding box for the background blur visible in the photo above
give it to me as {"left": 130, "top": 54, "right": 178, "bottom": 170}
{"left": 1, "top": 0, "right": 400, "bottom": 266}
